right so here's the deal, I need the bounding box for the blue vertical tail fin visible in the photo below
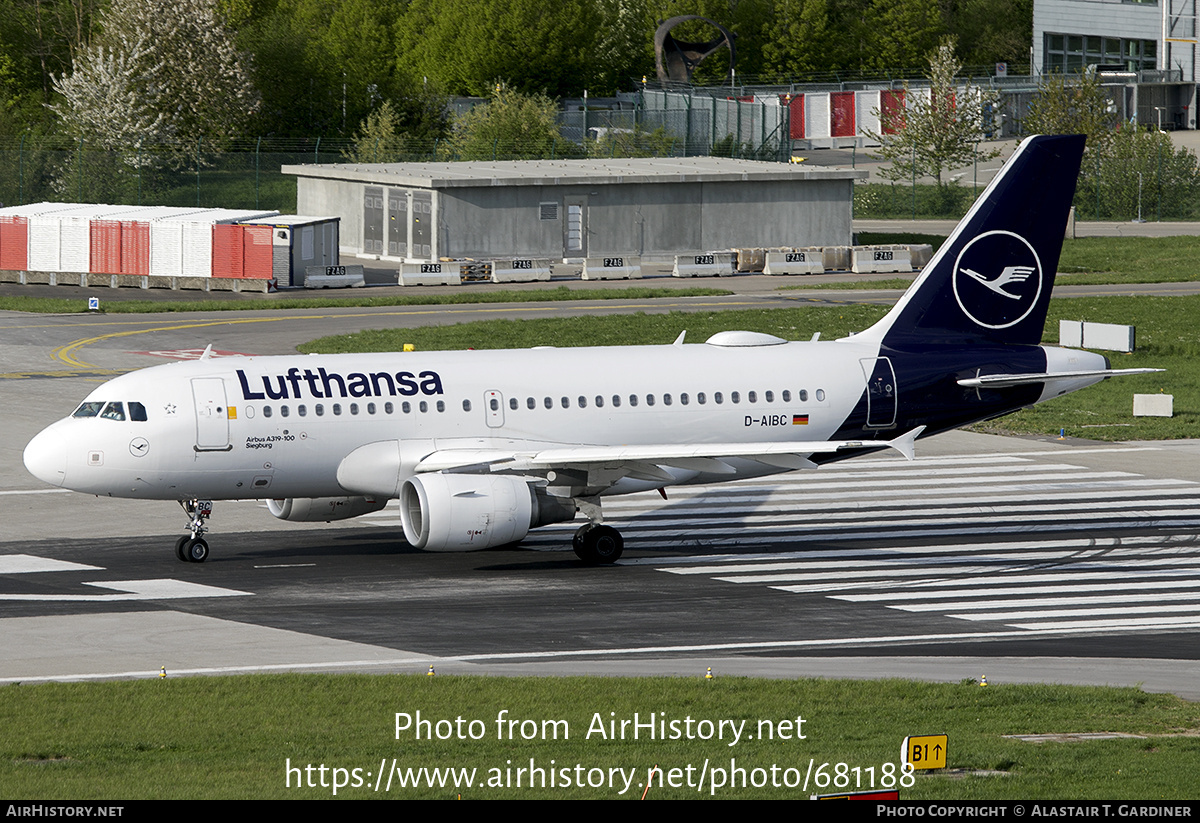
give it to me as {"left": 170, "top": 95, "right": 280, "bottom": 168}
{"left": 856, "top": 134, "right": 1086, "bottom": 348}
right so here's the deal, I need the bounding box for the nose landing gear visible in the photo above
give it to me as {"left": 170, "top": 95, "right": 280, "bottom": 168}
{"left": 176, "top": 499, "right": 213, "bottom": 562}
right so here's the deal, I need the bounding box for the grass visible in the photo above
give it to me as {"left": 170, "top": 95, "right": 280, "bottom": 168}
{"left": 854, "top": 232, "right": 948, "bottom": 251}
{"left": 975, "top": 295, "right": 1191, "bottom": 441}
{"left": 778, "top": 277, "right": 915, "bottom": 291}
{"left": 1056, "top": 236, "right": 1200, "bottom": 285}
{"left": 0, "top": 286, "right": 733, "bottom": 315}
{"left": 302, "top": 297, "right": 1192, "bottom": 442}
{"left": 2, "top": 674, "right": 1196, "bottom": 799}
{"left": 777, "top": 236, "right": 1200, "bottom": 291}
{"left": 299, "top": 306, "right": 891, "bottom": 354}
{"left": 854, "top": 182, "right": 979, "bottom": 219}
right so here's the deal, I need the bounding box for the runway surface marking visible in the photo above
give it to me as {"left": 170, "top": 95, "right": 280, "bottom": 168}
{"left": 528, "top": 448, "right": 1198, "bottom": 639}
{"left": 0, "top": 554, "right": 100, "bottom": 573}
{"left": 128, "top": 348, "right": 255, "bottom": 359}
{"left": 0, "top": 554, "right": 252, "bottom": 601}
{"left": 36, "top": 299, "right": 766, "bottom": 370}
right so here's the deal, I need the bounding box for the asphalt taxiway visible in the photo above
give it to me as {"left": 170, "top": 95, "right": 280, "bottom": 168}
{"left": 3, "top": 294, "right": 1200, "bottom": 697}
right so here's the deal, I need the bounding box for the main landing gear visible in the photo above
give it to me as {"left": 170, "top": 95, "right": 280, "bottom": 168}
{"left": 572, "top": 522, "right": 624, "bottom": 564}
{"left": 176, "top": 499, "right": 212, "bottom": 563}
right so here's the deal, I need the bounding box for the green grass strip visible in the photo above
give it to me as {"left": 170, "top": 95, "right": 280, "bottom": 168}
{"left": 302, "top": 297, "right": 1188, "bottom": 441}
{"left": 0, "top": 286, "right": 732, "bottom": 315}
{"left": 2, "top": 674, "right": 1197, "bottom": 799}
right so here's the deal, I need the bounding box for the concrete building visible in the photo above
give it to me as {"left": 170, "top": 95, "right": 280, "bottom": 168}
{"left": 1034, "top": 0, "right": 1197, "bottom": 128}
{"left": 283, "top": 157, "right": 864, "bottom": 263}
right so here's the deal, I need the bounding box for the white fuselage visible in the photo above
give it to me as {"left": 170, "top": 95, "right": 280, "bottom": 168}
{"left": 24, "top": 337, "right": 880, "bottom": 502}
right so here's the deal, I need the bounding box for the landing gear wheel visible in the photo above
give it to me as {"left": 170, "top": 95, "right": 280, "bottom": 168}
{"left": 177, "top": 499, "right": 214, "bottom": 563}
{"left": 573, "top": 523, "right": 623, "bottom": 564}
{"left": 184, "top": 537, "right": 209, "bottom": 563}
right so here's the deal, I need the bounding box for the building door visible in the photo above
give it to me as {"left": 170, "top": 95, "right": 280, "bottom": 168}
{"left": 363, "top": 187, "right": 384, "bottom": 254}
{"left": 412, "top": 191, "right": 432, "bottom": 259}
{"left": 387, "top": 189, "right": 408, "bottom": 257}
{"left": 564, "top": 197, "right": 587, "bottom": 258}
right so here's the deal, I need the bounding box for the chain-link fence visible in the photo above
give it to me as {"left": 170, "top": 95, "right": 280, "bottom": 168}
{"left": 0, "top": 137, "right": 369, "bottom": 211}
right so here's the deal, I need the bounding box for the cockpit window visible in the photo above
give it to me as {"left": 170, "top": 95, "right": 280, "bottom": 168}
{"left": 73, "top": 402, "right": 104, "bottom": 418}
{"left": 100, "top": 402, "right": 126, "bottom": 421}
{"left": 129, "top": 402, "right": 148, "bottom": 422}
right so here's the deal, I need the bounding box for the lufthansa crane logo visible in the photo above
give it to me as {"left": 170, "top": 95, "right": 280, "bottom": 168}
{"left": 952, "top": 230, "right": 1043, "bottom": 329}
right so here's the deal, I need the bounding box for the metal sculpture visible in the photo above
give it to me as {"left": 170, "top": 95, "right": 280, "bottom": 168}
{"left": 653, "top": 15, "right": 737, "bottom": 85}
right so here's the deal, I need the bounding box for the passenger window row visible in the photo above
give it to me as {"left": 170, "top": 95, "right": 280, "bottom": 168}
{"left": 74, "top": 387, "right": 827, "bottom": 427}
{"left": 478, "top": 388, "right": 825, "bottom": 412}
{"left": 257, "top": 400, "right": 447, "bottom": 418}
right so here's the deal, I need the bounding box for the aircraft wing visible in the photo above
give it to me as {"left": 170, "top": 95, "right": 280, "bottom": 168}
{"left": 416, "top": 426, "right": 925, "bottom": 473}
{"left": 957, "top": 368, "right": 1162, "bottom": 388}
{"left": 337, "top": 428, "right": 926, "bottom": 498}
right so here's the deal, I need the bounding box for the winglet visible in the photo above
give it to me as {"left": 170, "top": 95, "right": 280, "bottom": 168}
{"left": 199, "top": 344, "right": 214, "bottom": 361}
{"left": 673, "top": 330, "right": 687, "bottom": 347}
{"left": 887, "top": 426, "right": 925, "bottom": 462}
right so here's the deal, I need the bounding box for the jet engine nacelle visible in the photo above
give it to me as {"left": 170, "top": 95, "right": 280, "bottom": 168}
{"left": 400, "top": 474, "right": 576, "bottom": 551}
{"left": 267, "top": 496, "right": 387, "bottom": 522}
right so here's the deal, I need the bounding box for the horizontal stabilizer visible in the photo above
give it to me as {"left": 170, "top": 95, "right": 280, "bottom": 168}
{"left": 957, "top": 368, "right": 1163, "bottom": 388}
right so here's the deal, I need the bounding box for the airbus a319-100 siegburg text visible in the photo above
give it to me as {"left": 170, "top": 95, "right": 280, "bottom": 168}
{"left": 23, "top": 134, "right": 1159, "bottom": 564}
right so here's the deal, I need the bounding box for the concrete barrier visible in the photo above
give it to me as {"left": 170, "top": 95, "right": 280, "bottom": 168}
{"left": 851, "top": 246, "right": 913, "bottom": 273}
{"left": 401, "top": 261, "right": 462, "bottom": 286}
{"left": 1133, "top": 394, "right": 1173, "bottom": 417}
{"left": 304, "top": 264, "right": 365, "bottom": 288}
{"left": 763, "top": 249, "right": 825, "bottom": 275}
{"left": 1059, "top": 320, "right": 1084, "bottom": 348}
{"left": 491, "top": 258, "right": 552, "bottom": 283}
{"left": 1060, "top": 321, "right": 1136, "bottom": 352}
{"left": 582, "top": 256, "right": 641, "bottom": 280}
{"left": 1083, "top": 322, "right": 1135, "bottom": 353}
{"left": 672, "top": 252, "right": 735, "bottom": 277}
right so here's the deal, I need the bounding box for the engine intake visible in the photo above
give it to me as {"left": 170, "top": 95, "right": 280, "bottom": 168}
{"left": 400, "top": 474, "right": 575, "bottom": 551}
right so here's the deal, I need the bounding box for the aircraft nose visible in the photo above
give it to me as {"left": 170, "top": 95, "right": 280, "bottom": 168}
{"left": 23, "top": 425, "right": 68, "bottom": 488}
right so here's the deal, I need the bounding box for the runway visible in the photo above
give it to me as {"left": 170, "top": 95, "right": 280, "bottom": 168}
{"left": 3, "top": 298, "right": 1200, "bottom": 696}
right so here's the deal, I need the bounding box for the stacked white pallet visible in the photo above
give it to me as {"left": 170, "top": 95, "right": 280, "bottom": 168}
{"left": 29, "top": 204, "right": 139, "bottom": 273}
{"left": 149, "top": 209, "right": 278, "bottom": 278}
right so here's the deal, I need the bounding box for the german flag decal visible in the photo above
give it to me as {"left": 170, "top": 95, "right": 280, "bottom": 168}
{"left": 792, "top": 414, "right": 809, "bottom": 425}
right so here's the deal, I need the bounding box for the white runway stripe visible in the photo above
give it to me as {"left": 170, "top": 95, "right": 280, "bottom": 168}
{"left": 890, "top": 591, "right": 1200, "bottom": 612}
{"left": 836, "top": 579, "right": 1200, "bottom": 603}
{"left": 599, "top": 480, "right": 1195, "bottom": 511}
{"left": 950, "top": 603, "right": 1200, "bottom": 621}
{"left": 771, "top": 567, "right": 1200, "bottom": 592}
{"left": 1009, "top": 616, "right": 1200, "bottom": 631}
{"left": 346, "top": 446, "right": 1200, "bottom": 640}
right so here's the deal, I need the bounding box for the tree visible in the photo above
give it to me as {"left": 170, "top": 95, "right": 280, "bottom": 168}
{"left": 396, "top": 0, "right": 601, "bottom": 97}
{"left": 440, "top": 83, "right": 563, "bottom": 160}
{"left": 1023, "top": 70, "right": 1115, "bottom": 157}
{"left": 342, "top": 100, "right": 428, "bottom": 163}
{"left": 761, "top": 0, "right": 834, "bottom": 78}
{"left": 1079, "top": 123, "right": 1200, "bottom": 220}
{"left": 860, "top": 0, "right": 942, "bottom": 74}
{"left": 586, "top": 123, "right": 679, "bottom": 158}
{"left": 867, "top": 37, "right": 1000, "bottom": 187}
{"left": 51, "top": 0, "right": 259, "bottom": 156}
{"left": 948, "top": 0, "right": 1033, "bottom": 71}
{"left": 50, "top": 39, "right": 169, "bottom": 149}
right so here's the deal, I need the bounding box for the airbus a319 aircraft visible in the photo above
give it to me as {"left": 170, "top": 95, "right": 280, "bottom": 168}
{"left": 24, "top": 134, "right": 1157, "bottom": 564}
